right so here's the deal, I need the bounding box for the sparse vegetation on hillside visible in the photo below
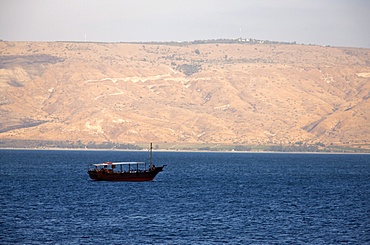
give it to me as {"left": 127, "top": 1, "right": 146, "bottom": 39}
{"left": 0, "top": 41, "right": 369, "bottom": 152}
{"left": 176, "top": 63, "right": 201, "bottom": 76}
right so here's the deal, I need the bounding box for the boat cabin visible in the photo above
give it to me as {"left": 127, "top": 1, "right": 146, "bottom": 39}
{"left": 90, "top": 161, "right": 150, "bottom": 174}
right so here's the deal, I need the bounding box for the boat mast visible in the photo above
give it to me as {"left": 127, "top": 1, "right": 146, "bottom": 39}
{"left": 149, "top": 143, "right": 153, "bottom": 169}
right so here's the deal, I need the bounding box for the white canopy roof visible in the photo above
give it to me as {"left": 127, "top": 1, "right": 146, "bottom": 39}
{"left": 93, "top": 162, "right": 146, "bottom": 167}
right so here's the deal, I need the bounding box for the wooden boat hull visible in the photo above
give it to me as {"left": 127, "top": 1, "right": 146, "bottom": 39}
{"left": 88, "top": 166, "right": 165, "bottom": 181}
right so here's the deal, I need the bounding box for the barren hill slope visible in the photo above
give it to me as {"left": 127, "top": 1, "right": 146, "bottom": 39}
{"left": 0, "top": 41, "right": 369, "bottom": 150}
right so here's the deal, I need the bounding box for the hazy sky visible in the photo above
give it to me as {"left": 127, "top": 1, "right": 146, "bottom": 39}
{"left": 1, "top": 0, "right": 369, "bottom": 48}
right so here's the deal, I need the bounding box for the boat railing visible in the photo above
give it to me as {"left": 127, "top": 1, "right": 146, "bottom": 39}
{"left": 88, "top": 162, "right": 149, "bottom": 173}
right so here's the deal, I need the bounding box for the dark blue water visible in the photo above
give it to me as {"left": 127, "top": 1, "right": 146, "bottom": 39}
{"left": 1, "top": 150, "right": 369, "bottom": 244}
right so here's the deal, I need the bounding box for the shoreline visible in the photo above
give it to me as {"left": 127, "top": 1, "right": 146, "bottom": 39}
{"left": 0, "top": 147, "right": 369, "bottom": 155}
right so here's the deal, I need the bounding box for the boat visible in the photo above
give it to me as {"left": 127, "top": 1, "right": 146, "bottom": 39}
{"left": 87, "top": 143, "right": 166, "bottom": 181}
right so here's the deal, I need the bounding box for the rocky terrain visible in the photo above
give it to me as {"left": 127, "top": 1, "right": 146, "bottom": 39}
{"left": 0, "top": 41, "right": 369, "bottom": 151}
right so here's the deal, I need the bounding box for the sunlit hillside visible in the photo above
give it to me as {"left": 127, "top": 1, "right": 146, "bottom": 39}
{"left": 1, "top": 41, "right": 369, "bottom": 151}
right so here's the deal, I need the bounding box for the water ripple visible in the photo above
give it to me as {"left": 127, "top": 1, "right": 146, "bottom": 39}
{"left": 1, "top": 150, "right": 369, "bottom": 244}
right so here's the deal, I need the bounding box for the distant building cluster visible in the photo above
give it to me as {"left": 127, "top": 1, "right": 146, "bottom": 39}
{"left": 137, "top": 38, "right": 298, "bottom": 46}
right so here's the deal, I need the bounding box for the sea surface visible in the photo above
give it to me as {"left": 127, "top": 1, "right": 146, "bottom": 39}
{"left": 0, "top": 150, "right": 369, "bottom": 244}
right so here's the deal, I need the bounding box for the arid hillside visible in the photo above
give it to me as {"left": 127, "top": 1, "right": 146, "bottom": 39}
{"left": 0, "top": 41, "right": 369, "bottom": 150}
